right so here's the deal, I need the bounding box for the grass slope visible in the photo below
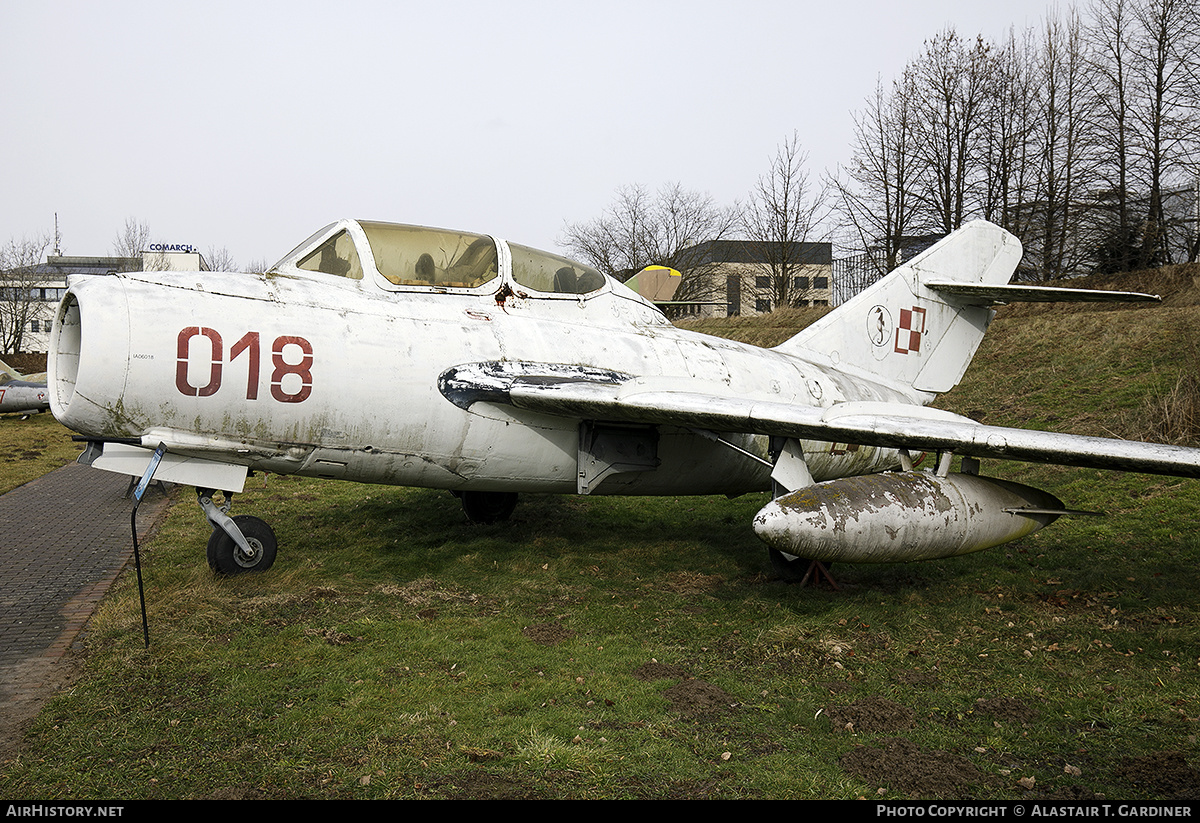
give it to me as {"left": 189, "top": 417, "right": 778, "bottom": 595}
{"left": 2, "top": 271, "right": 1198, "bottom": 799}
{"left": 0, "top": 412, "right": 84, "bottom": 495}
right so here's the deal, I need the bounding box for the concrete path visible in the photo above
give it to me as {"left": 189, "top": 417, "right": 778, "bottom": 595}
{"left": 0, "top": 462, "right": 174, "bottom": 758}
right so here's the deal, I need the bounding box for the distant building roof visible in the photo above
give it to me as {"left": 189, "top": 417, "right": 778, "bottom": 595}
{"left": 682, "top": 239, "right": 832, "bottom": 266}
{"left": 43, "top": 255, "right": 142, "bottom": 276}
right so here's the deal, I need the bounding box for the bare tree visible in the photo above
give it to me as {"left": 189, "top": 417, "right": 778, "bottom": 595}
{"left": 906, "top": 29, "right": 997, "bottom": 234}
{"left": 112, "top": 217, "right": 150, "bottom": 259}
{"left": 830, "top": 0, "right": 1200, "bottom": 290}
{"left": 112, "top": 217, "right": 169, "bottom": 270}
{"left": 245, "top": 257, "right": 274, "bottom": 275}
{"left": 205, "top": 246, "right": 237, "bottom": 272}
{"left": 559, "top": 182, "right": 741, "bottom": 311}
{"left": 832, "top": 75, "right": 921, "bottom": 280}
{"left": 1025, "top": 7, "right": 1099, "bottom": 279}
{"left": 980, "top": 26, "right": 1042, "bottom": 243}
{"left": 1128, "top": 0, "right": 1200, "bottom": 266}
{"left": 1086, "top": 0, "right": 1143, "bottom": 271}
{"left": 0, "top": 233, "right": 53, "bottom": 354}
{"left": 741, "top": 132, "right": 831, "bottom": 311}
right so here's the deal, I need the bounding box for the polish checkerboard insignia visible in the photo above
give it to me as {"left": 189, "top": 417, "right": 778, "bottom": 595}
{"left": 894, "top": 306, "right": 926, "bottom": 354}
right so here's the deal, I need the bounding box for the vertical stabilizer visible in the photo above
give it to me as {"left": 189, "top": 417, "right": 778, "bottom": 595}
{"left": 775, "top": 221, "right": 1022, "bottom": 395}
{"left": 0, "top": 358, "right": 25, "bottom": 382}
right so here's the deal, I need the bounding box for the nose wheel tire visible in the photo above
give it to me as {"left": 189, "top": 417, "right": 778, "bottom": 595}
{"left": 207, "top": 515, "right": 278, "bottom": 575}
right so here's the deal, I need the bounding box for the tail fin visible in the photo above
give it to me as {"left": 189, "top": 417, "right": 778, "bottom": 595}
{"left": 0, "top": 358, "right": 23, "bottom": 382}
{"left": 776, "top": 221, "right": 1022, "bottom": 395}
{"left": 0, "top": 358, "right": 47, "bottom": 384}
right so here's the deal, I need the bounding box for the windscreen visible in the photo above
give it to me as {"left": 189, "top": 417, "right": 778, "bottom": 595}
{"left": 295, "top": 230, "right": 364, "bottom": 280}
{"left": 509, "top": 243, "right": 606, "bottom": 295}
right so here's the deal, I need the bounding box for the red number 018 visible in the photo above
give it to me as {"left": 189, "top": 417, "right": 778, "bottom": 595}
{"left": 176, "top": 328, "right": 313, "bottom": 403}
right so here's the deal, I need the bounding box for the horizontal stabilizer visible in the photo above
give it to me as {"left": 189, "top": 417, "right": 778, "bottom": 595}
{"left": 925, "top": 281, "right": 1160, "bottom": 306}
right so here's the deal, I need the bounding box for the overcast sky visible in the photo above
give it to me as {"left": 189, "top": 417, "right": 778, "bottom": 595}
{"left": 3, "top": 0, "right": 1057, "bottom": 269}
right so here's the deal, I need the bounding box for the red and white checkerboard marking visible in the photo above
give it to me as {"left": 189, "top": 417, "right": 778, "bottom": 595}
{"left": 894, "top": 306, "right": 926, "bottom": 354}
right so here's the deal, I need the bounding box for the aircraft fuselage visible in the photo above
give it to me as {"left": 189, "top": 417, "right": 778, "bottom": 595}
{"left": 50, "top": 267, "right": 907, "bottom": 497}
{"left": 0, "top": 381, "right": 49, "bottom": 415}
{"left": 53, "top": 219, "right": 1197, "bottom": 575}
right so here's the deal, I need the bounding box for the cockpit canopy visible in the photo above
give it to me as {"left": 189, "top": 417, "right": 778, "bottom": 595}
{"left": 274, "top": 219, "right": 612, "bottom": 299}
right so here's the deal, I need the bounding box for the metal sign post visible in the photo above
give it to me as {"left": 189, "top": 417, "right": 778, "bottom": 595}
{"left": 130, "top": 443, "right": 166, "bottom": 649}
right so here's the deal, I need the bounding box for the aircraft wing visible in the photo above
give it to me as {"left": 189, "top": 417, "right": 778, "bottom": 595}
{"left": 440, "top": 362, "right": 1200, "bottom": 479}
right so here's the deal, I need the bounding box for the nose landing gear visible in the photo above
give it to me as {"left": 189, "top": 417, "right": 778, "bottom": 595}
{"left": 198, "top": 488, "right": 278, "bottom": 574}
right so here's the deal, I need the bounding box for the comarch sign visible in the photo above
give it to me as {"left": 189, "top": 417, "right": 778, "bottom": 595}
{"left": 148, "top": 243, "right": 196, "bottom": 254}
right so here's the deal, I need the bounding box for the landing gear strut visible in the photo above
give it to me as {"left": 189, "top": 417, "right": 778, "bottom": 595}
{"left": 198, "top": 489, "right": 278, "bottom": 575}
{"left": 456, "top": 491, "right": 518, "bottom": 524}
{"left": 769, "top": 548, "right": 838, "bottom": 590}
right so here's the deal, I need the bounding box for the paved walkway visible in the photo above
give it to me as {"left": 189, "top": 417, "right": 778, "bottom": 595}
{"left": 0, "top": 462, "right": 174, "bottom": 756}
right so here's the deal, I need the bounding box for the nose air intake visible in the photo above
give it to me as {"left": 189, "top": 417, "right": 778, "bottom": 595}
{"left": 48, "top": 278, "right": 132, "bottom": 437}
{"left": 48, "top": 292, "right": 83, "bottom": 417}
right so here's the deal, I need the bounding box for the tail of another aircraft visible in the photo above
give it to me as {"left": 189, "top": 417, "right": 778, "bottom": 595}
{"left": 0, "top": 358, "right": 47, "bottom": 383}
{"left": 0, "top": 358, "right": 27, "bottom": 382}
{"left": 774, "top": 221, "right": 1023, "bottom": 396}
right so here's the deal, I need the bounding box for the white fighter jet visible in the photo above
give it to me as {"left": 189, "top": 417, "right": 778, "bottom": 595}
{"left": 45, "top": 219, "right": 1200, "bottom": 579}
{"left": 0, "top": 359, "right": 49, "bottom": 415}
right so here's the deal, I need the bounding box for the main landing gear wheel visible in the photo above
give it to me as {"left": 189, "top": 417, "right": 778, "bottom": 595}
{"left": 458, "top": 491, "right": 518, "bottom": 524}
{"left": 207, "top": 515, "right": 278, "bottom": 575}
{"left": 769, "top": 548, "right": 838, "bottom": 590}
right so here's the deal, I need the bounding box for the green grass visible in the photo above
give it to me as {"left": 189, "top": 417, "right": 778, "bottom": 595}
{"left": 0, "top": 412, "right": 82, "bottom": 494}
{"left": 2, "top": 293, "right": 1199, "bottom": 799}
{"left": 676, "top": 305, "right": 830, "bottom": 347}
